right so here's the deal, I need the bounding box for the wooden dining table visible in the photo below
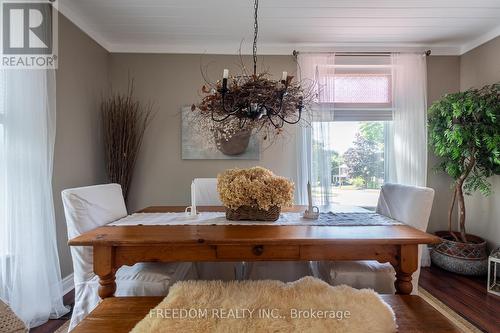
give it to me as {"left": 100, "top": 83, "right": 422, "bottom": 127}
{"left": 68, "top": 205, "right": 441, "bottom": 299}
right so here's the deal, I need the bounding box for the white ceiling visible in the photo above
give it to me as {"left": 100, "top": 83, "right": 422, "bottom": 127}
{"left": 59, "top": 0, "right": 500, "bottom": 55}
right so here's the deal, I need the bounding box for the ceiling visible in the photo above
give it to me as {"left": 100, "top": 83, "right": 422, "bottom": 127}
{"left": 59, "top": 0, "right": 500, "bottom": 55}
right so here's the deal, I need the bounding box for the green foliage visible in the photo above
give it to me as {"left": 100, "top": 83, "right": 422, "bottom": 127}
{"left": 312, "top": 139, "right": 335, "bottom": 184}
{"left": 330, "top": 151, "right": 343, "bottom": 178}
{"left": 428, "top": 83, "right": 500, "bottom": 196}
{"left": 344, "top": 132, "right": 384, "bottom": 188}
{"left": 351, "top": 177, "right": 366, "bottom": 188}
{"left": 360, "top": 122, "right": 384, "bottom": 144}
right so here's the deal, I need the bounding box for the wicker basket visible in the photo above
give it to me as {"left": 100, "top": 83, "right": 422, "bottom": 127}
{"left": 225, "top": 205, "right": 281, "bottom": 221}
{"left": 0, "top": 299, "right": 27, "bottom": 333}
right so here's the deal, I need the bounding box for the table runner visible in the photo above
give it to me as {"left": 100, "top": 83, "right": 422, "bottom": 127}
{"left": 110, "top": 211, "right": 403, "bottom": 226}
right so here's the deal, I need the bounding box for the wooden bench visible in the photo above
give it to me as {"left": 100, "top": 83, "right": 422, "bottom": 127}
{"left": 72, "top": 295, "right": 461, "bottom": 332}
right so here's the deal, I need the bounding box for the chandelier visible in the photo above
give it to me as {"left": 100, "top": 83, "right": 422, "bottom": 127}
{"left": 194, "top": 0, "right": 308, "bottom": 132}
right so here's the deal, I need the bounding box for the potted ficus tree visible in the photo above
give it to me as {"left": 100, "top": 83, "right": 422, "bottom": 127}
{"left": 428, "top": 83, "right": 500, "bottom": 275}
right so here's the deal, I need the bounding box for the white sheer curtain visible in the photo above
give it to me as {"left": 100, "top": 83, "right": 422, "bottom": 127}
{"left": 387, "top": 53, "right": 428, "bottom": 186}
{"left": 387, "top": 53, "right": 430, "bottom": 267}
{"left": 296, "top": 54, "right": 336, "bottom": 204}
{"left": 0, "top": 69, "right": 69, "bottom": 328}
{"left": 296, "top": 125, "right": 312, "bottom": 204}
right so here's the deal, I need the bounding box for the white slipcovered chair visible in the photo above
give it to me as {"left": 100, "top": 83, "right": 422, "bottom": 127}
{"left": 193, "top": 178, "right": 222, "bottom": 206}
{"left": 191, "top": 178, "right": 237, "bottom": 280}
{"left": 62, "top": 184, "right": 193, "bottom": 330}
{"left": 318, "top": 183, "right": 435, "bottom": 294}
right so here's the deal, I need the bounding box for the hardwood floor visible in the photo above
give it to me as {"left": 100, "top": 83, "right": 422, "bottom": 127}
{"left": 29, "top": 290, "right": 74, "bottom": 333}
{"left": 419, "top": 265, "right": 500, "bottom": 333}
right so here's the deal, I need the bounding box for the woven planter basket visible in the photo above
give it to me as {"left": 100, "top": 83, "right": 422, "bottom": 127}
{"left": 431, "top": 231, "right": 488, "bottom": 276}
{"left": 225, "top": 205, "right": 281, "bottom": 221}
{"left": 0, "top": 300, "right": 27, "bottom": 333}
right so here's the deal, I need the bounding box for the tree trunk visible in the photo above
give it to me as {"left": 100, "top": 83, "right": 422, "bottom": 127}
{"left": 456, "top": 182, "right": 468, "bottom": 243}
{"left": 454, "top": 155, "right": 476, "bottom": 243}
{"left": 447, "top": 186, "right": 460, "bottom": 241}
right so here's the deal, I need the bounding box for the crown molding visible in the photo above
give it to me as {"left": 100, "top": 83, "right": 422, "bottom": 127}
{"left": 109, "top": 42, "right": 462, "bottom": 56}
{"left": 57, "top": 2, "right": 112, "bottom": 52}
{"left": 460, "top": 25, "right": 500, "bottom": 55}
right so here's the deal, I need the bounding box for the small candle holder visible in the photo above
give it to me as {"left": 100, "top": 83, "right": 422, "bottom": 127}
{"left": 185, "top": 206, "right": 199, "bottom": 217}
{"left": 303, "top": 206, "right": 319, "bottom": 220}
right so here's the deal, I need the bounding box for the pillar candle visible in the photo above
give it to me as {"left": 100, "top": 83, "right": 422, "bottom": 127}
{"left": 191, "top": 180, "right": 197, "bottom": 215}
{"left": 307, "top": 181, "right": 313, "bottom": 211}
{"left": 281, "top": 71, "right": 288, "bottom": 81}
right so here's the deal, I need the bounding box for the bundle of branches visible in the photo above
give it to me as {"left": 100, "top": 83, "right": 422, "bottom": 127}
{"left": 102, "top": 79, "right": 154, "bottom": 200}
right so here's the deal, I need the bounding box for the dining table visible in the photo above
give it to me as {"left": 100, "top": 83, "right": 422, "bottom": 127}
{"left": 68, "top": 205, "right": 441, "bottom": 298}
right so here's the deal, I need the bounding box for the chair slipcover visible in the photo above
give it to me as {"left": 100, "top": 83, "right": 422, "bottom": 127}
{"left": 320, "top": 183, "right": 434, "bottom": 294}
{"left": 193, "top": 178, "right": 222, "bottom": 206}
{"left": 192, "top": 179, "right": 235, "bottom": 280}
{"left": 62, "top": 184, "right": 193, "bottom": 331}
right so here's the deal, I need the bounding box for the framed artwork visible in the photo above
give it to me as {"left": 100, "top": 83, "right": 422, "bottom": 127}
{"left": 181, "top": 106, "right": 260, "bottom": 160}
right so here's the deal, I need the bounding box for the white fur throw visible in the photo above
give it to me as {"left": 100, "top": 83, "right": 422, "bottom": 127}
{"left": 131, "top": 276, "right": 396, "bottom": 333}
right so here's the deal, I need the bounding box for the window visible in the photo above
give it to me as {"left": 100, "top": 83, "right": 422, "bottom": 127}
{"left": 311, "top": 121, "right": 387, "bottom": 208}
{"left": 311, "top": 55, "right": 392, "bottom": 208}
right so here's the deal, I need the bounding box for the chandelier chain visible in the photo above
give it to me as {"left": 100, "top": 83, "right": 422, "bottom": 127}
{"left": 253, "top": 0, "right": 259, "bottom": 76}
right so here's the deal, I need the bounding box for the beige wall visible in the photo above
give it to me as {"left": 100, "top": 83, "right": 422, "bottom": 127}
{"left": 53, "top": 15, "right": 110, "bottom": 277}
{"left": 458, "top": 37, "right": 500, "bottom": 248}
{"left": 425, "top": 56, "right": 461, "bottom": 234}
{"left": 460, "top": 37, "right": 500, "bottom": 90}
{"left": 109, "top": 54, "right": 298, "bottom": 213}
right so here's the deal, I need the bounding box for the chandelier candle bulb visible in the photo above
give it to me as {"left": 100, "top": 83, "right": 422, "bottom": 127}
{"left": 281, "top": 71, "right": 288, "bottom": 81}
{"left": 223, "top": 69, "right": 229, "bottom": 79}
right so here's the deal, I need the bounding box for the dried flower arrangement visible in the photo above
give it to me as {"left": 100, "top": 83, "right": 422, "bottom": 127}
{"left": 217, "top": 167, "right": 294, "bottom": 221}
{"left": 102, "top": 79, "right": 155, "bottom": 200}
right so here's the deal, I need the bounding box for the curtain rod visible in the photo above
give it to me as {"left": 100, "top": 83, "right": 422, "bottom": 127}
{"left": 292, "top": 50, "right": 431, "bottom": 57}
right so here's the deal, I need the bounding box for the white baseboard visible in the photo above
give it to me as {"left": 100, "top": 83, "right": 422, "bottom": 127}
{"left": 62, "top": 273, "right": 74, "bottom": 295}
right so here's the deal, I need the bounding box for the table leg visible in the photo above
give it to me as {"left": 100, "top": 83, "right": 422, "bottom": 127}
{"left": 392, "top": 244, "right": 418, "bottom": 295}
{"left": 94, "top": 246, "right": 116, "bottom": 298}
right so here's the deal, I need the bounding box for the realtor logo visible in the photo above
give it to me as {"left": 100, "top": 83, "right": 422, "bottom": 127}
{"left": 1, "top": 0, "right": 58, "bottom": 68}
